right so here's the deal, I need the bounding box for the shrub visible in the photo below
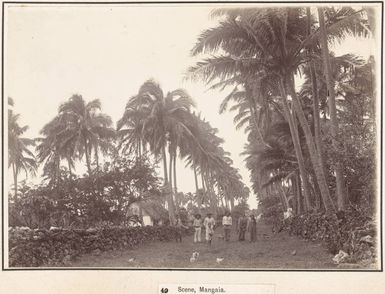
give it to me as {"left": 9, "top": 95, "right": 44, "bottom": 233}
{"left": 285, "top": 208, "right": 377, "bottom": 263}
{"left": 9, "top": 225, "right": 193, "bottom": 267}
{"left": 9, "top": 157, "right": 162, "bottom": 229}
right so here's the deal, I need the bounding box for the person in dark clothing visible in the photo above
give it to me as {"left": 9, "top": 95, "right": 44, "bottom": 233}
{"left": 248, "top": 215, "right": 257, "bottom": 242}
{"left": 237, "top": 214, "right": 248, "bottom": 241}
{"left": 175, "top": 215, "right": 188, "bottom": 242}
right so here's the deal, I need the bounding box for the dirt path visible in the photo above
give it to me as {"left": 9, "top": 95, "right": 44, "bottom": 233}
{"left": 70, "top": 224, "right": 337, "bottom": 269}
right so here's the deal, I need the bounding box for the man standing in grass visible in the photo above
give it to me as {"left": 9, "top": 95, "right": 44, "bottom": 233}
{"left": 237, "top": 213, "right": 248, "bottom": 241}
{"left": 203, "top": 213, "right": 216, "bottom": 245}
{"left": 222, "top": 211, "right": 232, "bottom": 241}
{"left": 175, "top": 215, "right": 188, "bottom": 243}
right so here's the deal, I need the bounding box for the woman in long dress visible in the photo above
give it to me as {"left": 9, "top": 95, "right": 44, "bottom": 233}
{"left": 248, "top": 215, "right": 257, "bottom": 242}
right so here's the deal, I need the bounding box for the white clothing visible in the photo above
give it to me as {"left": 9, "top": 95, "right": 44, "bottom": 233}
{"left": 203, "top": 217, "right": 215, "bottom": 241}
{"left": 222, "top": 216, "right": 232, "bottom": 226}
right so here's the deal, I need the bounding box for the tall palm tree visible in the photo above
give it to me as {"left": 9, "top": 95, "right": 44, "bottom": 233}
{"left": 120, "top": 80, "right": 196, "bottom": 223}
{"left": 189, "top": 6, "right": 370, "bottom": 213}
{"left": 117, "top": 102, "right": 147, "bottom": 157}
{"left": 36, "top": 115, "right": 73, "bottom": 186}
{"left": 57, "top": 94, "right": 115, "bottom": 175}
{"left": 187, "top": 8, "right": 322, "bottom": 211}
{"left": 8, "top": 98, "right": 37, "bottom": 197}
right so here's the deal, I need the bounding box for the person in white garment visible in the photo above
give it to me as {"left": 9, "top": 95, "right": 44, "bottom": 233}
{"left": 203, "top": 213, "right": 216, "bottom": 245}
{"left": 222, "top": 211, "right": 232, "bottom": 241}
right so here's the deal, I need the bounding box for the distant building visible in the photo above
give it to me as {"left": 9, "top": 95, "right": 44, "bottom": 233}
{"left": 128, "top": 200, "right": 168, "bottom": 226}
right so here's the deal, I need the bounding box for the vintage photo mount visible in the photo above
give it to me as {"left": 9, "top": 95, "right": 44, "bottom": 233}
{"left": 1, "top": 0, "right": 383, "bottom": 273}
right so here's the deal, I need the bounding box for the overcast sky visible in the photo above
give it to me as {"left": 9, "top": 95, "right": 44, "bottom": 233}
{"left": 5, "top": 4, "right": 377, "bottom": 209}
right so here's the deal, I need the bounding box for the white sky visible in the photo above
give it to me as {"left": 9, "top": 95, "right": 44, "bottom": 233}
{"left": 5, "top": 4, "right": 377, "bottom": 209}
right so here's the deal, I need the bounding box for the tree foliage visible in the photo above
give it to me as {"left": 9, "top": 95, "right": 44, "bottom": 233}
{"left": 9, "top": 157, "right": 161, "bottom": 229}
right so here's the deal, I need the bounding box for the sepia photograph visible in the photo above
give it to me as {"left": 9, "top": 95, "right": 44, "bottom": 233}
{"left": 2, "top": 1, "right": 382, "bottom": 272}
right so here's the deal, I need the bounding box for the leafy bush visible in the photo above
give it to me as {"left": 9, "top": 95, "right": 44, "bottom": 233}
{"left": 285, "top": 208, "right": 376, "bottom": 263}
{"left": 9, "top": 225, "right": 193, "bottom": 267}
{"left": 259, "top": 196, "right": 284, "bottom": 225}
{"left": 9, "top": 157, "right": 162, "bottom": 229}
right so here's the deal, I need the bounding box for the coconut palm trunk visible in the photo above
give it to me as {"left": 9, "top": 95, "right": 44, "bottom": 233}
{"left": 279, "top": 81, "right": 312, "bottom": 212}
{"left": 67, "top": 158, "right": 72, "bottom": 176}
{"left": 193, "top": 164, "right": 202, "bottom": 212}
{"left": 284, "top": 76, "right": 336, "bottom": 213}
{"left": 247, "top": 95, "right": 268, "bottom": 147}
{"left": 169, "top": 148, "right": 179, "bottom": 214}
{"left": 95, "top": 146, "right": 99, "bottom": 171}
{"left": 12, "top": 163, "right": 18, "bottom": 198}
{"left": 173, "top": 152, "right": 177, "bottom": 193}
{"left": 224, "top": 193, "right": 230, "bottom": 210}
{"left": 205, "top": 172, "right": 217, "bottom": 214}
{"left": 138, "top": 139, "right": 142, "bottom": 157}
{"left": 201, "top": 170, "right": 206, "bottom": 205}
{"left": 281, "top": 185, "right": 290, "bottom": 209}
{"left": 193, "top": 162, "right": 202, "bottom": 213}
{"left": 220, "top": 195, "right": 225, "bottom": 208}
{"left": 162, "top": 145, "right": 175, "bottom": 223}
{"left": 294, "top": 171, "right": 302, "bottom": 214}
{"left": 229, "top": 196, "right": 234, "bottom": 211}
{"left": 307, "top": 8, "right": 325, "bottom": 167}
{"left": 318, "top": 7, "right": 346, "bottom": 211}
{"left": 83, "top": 137, "right": 92, "bottom": 175}
{"left": 209, "top": 175, "right": 218, "bottom": 214}
{"left": 310, "top": 63, "right": 324, "bottom": 153}
{"left": 169, "top": 149, "right": 173, "bottom": 191}
{"left": 276, "top": 182, "right": 289, "bottom": 210}
{"left": 162, "top": 146, "right": 168, "bottom": 183}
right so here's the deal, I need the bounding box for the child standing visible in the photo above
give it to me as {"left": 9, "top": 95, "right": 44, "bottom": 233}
{"left": 193, "top": 214, "right": 203, "bottom": 243}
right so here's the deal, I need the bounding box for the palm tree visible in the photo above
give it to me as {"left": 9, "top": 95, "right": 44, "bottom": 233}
{"left": 56, "top": 94, "right": 115, "bottom": 175}
{"left": 317, "top": 7, "right": 347, "bottom": 211}
{"left": 120, "top": 80, "right": 196, "bottom": 223}
{"left": 244, "top": 120, "right": 312, "bottom": 212}
{"left": 117, "top": 102, "right": 147, "bottom": 157}
{"left": 8, "top": 98, "right": 37, "bottom": 197}
{"left": 189, "top": 6, "right": 371, "bottom": 213}
{"left": 188, "top": 8, "right": 322, "bottom": 211}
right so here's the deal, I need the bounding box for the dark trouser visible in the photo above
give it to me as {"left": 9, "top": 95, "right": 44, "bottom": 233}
{"left": 224, "top": 225, "right": 231, "bottom": 241}
{"left": 176, "top": 228, "right": 182, "bottom": 242}
{"left": 238, "top": 229, "right": 246, "bottom": 241}
{"left": 250, "top": 228, "right": 257, "bottom": 242}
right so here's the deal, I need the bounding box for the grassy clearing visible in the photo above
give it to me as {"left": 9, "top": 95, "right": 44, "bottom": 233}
{"left": 70, "top": 224, "right": 337, "bottom": 269}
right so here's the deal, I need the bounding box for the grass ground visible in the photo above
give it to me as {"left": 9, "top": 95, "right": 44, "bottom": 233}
{"left": 70, "top": 223, "right": 338, "bottom": 269}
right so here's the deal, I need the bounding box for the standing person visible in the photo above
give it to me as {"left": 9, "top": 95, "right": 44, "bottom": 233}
{"left": 237, "top": 213, "right": 248, "bottom": 241}
{"left": 175, "top": 215, "right": 188, "bottom": 243}
{"left": 193, "top": 214, "right": 203, "bottom": 243}
{"left": 247, "top": 214, "right": 257, "bottom": 242}
{"left": 222, "top": 211, "right": 232, "bottom": 241}
{"left": 203, "top": 213, "right": 216, "bottom": 245}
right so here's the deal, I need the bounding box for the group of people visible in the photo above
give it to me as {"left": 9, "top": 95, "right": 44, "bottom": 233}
{"left": 174, "top": 211, "right": 258, "bottom": 244}
{"left": 192, "top": 213, "right": 215, "bottom": 244}
{"left": 237, "top": 213, "right": 257, "bottom": 242}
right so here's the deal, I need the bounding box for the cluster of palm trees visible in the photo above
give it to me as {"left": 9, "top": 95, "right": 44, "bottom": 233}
{"left": 8, "top": 6, "right": 374, "bottom": 225}
{"left": 9, "top": 84, "right": 248, "bottom": 224}
{"left": 36, "top": 95, "right": 115, "bottom": 183}
{"left": 117, "top": 79, "right": 249, "bottom": 222}
{"left": 188, "top": 6, "right": 374, "bottom": 214}
{"left": 9, "top": 95, "right": 116, "bottom": 194}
